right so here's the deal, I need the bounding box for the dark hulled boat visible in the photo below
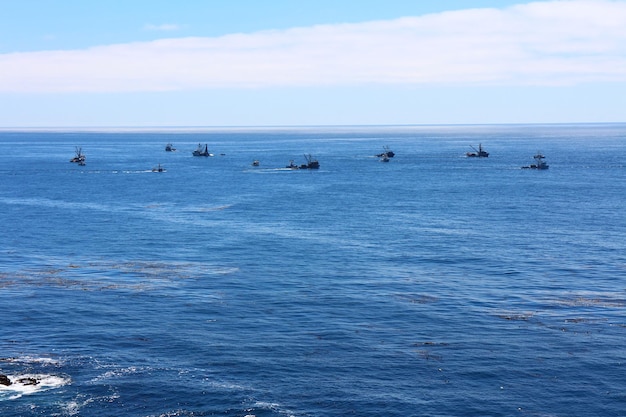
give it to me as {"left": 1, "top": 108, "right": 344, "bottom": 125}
{"left": 376, "top": 146, "right": 395, "bottom": 158}
{"left": 466, "top": 144, "right": 489, "bottom": 157}
{"left": 192, "top": 144, "right": 213, "bottom": 157}
{"left": 522, "top": 153, "right": 549, "bottom": 170}
{"left": 70, "top": 147, "right": 86, "bottom": 164}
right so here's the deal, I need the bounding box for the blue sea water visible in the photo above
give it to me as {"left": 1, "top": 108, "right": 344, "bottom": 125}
{"left": 0, "top": 124, "right": 625, "bottom": 417}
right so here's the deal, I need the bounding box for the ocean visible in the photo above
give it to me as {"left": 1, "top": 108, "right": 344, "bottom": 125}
{"left": 0, "top": 124, "right": 624, "bottom": 417}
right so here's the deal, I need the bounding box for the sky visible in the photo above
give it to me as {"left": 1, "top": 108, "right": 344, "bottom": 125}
{"left": 1, "top": 0, "right": 626, "bottom": 127}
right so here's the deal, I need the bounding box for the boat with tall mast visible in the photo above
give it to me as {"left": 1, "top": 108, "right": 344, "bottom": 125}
{"left": 376, "top": 146, "right": 395, "bottom": 158}
{"left": 192, "top": 143, "right": 213, "bottom": 157}
{"left": 466, "top": 144, "right": 489, "bottom": 157}
{"left": 285, "top": 154, "right": 320, "bottom": 169}
{"left": 300, "top": 154, "right": 320, "bottom": 169}
{"left": 70, "top": 147, "right": 86, "bottom": 164}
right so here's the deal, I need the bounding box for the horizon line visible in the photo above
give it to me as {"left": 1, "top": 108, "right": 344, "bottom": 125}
{"left": 1, "top": 121, "right": 624, "bottom": 133}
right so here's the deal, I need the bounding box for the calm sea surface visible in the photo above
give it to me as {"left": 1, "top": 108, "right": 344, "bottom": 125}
{"left": 0, "top": 124, "right": 625, "bottom": 417}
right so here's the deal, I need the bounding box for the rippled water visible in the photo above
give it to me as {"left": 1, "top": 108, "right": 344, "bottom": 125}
{"left": 1, "top": 125, "right": 625, "bottom": 416}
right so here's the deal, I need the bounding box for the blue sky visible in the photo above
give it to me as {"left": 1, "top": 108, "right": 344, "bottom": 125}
{"left": 1, "top": 0, "right": 625, "bottom": 127}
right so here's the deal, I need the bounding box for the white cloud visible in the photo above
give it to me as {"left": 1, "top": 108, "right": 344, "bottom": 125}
{"left": 1, "top": 0, "right": 626, "bottom": 93}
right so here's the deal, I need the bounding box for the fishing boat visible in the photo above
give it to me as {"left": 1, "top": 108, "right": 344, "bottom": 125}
{"left": 252, "top": 160, "right": 260, "bottom": 166}
{"left": 300, "top": 154, "right": 320, "bottom": 169}
{"left": 152, "top": 164, "right": 166, "bottom": 172}
{"left": 165, "top": 143, "right": 176, "bottom": 152}
{"left": 192, "top": 144, "right": 213, "bottom": 157}
{"left": 70, "top": 147, "right": 86, "bottom": 163}
{"left": 522, "top": 153, "right": 549, "bottom": 170}
{"left": 285, "top": 155, "right": 320, "bottom": 170}
{"left": 376, "top": 146, "right": 395, "bottom": 158}
{"left": 466, "top": 144, "right": 489, "bottom": 157}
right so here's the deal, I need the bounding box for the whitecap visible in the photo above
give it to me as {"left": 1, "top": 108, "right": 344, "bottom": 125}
{"left": 1, "top": 355, "right": 63, "bottom": 366}
{"left": 90, "top": 366, "right": 139, "bottom": 383}
{"left": 253, "top": 401, "right": 297, "bottom": 417}
{"left": 61, "top": 396, "right": 95, "bottom": 416}
{"left": 0, "top": 373, "right": 70, "bottom": 400}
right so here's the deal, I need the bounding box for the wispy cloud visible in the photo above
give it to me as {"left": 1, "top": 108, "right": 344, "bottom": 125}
{"left": 143, "top": 23, "right": 181, "bottom": 32}
{"left": 1, "top": 0, "right": 626, "bottom": 93}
